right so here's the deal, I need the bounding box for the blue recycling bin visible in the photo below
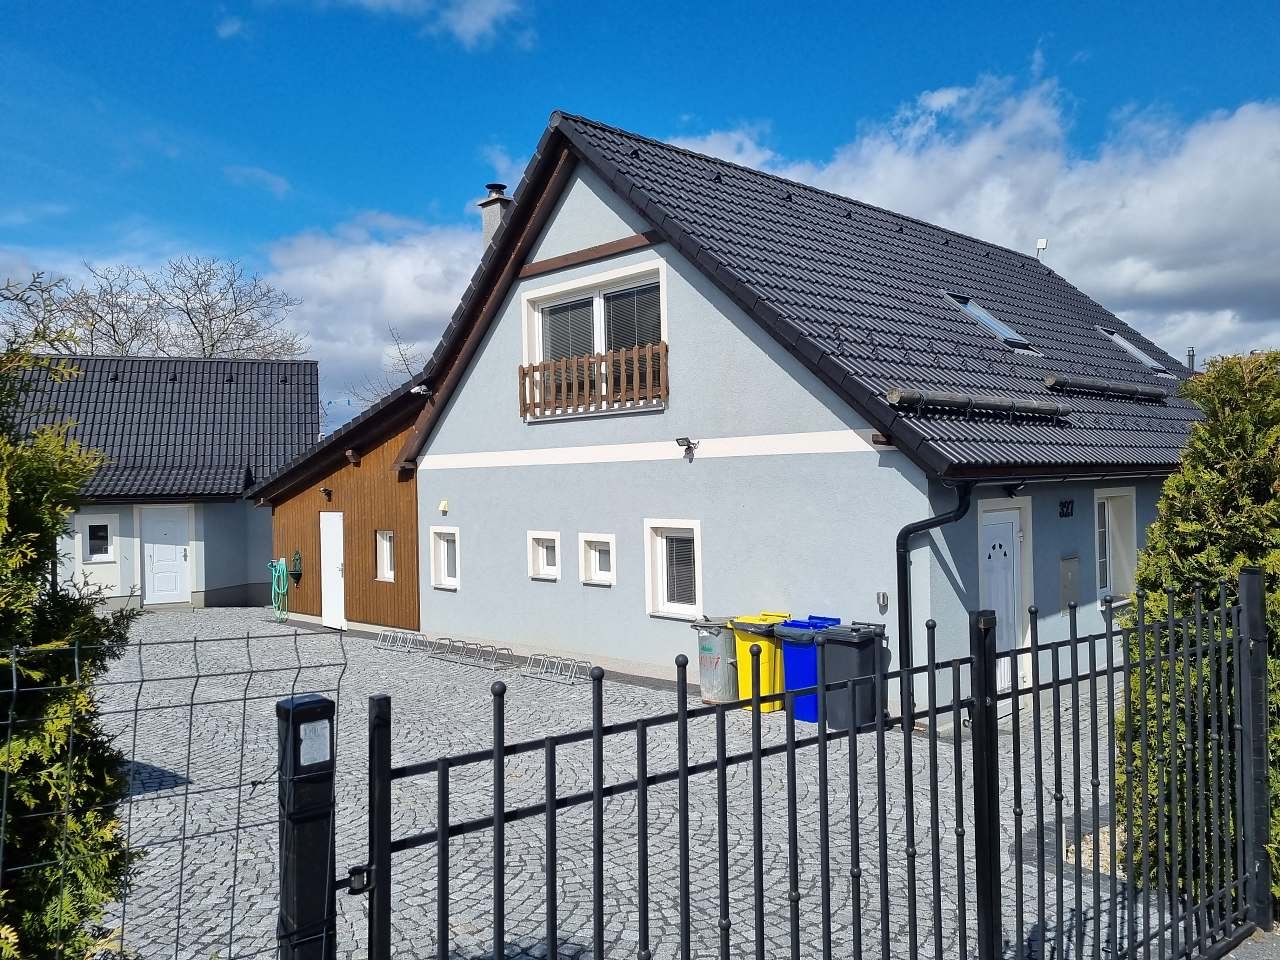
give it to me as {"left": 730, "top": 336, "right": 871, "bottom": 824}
{"left": 776, "top": 616, "right": 841, "bottom": 722}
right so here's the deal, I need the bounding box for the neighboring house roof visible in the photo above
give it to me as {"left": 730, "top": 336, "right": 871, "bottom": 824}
{"left": 14, "top": 355, "right": 319, "bottom": 500}
{"left": 247, "top": 372, "right": 426, "bottom": 501}
{"left": 395, "top": 111, "right": 1200, "bottom": 480}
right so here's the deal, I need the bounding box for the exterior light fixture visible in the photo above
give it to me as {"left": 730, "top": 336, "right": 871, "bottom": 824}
{"left": 320, "top": 487, "right": 333, "bottom": 501}
{"left": 675, "top": 437, "right": 699, "bottom": 462}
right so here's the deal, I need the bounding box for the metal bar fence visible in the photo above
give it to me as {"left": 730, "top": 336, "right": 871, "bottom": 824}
{"left": 345, "top": 575, "right": 1270, "bottom": 960}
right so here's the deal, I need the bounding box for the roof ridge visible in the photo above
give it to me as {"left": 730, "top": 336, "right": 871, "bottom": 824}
{"left": 553, "top": 110, "right": 1046, "bottom": 267}
{"left": 35, "top": 354, "right": 318, "bottom": 366}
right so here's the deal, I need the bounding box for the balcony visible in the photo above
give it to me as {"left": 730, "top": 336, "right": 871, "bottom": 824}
{"left": 519, "top": 342, "right": 668, "bottom": 420}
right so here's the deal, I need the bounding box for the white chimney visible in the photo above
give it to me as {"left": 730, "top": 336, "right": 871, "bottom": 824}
{"left": 478, "top": 183, "right": 512, "bottom": 247}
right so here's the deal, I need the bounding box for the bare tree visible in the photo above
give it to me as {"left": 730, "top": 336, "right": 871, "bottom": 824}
{"left": 54, "top": 256, "right": 307, "bottom": 359}
{"left": 348, "top": 326, "right": 428, "bottom": 403}
{"left": 64, "top": 264, "right": 165, "bottom": 356}
{"left": 1, "top": 273, "right": 75, "bottom": 353}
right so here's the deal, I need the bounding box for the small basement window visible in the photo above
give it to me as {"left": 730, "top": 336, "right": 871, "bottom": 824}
{"left": 644, "top": 520, "right": 702, "bottom": 619}
{"left": 944, "top": 292, "right": 1034, "bottom": 350}
{"left": 430, "top": 527, "right": 459, "bottom": 591}
{"left": 375, "top": 530, "right": 395, "bottom": 582}
{"left": 580, "top": 533, "right": 616, "bottom": 587}
{"left": 527, "top": 531, "right": 561, "bottom": 581}
{"left": 1097, "top": 326, "right": 1170, "bottom": 374}
{"left": 85, "top": 521, "right": 113, "bottom": 562}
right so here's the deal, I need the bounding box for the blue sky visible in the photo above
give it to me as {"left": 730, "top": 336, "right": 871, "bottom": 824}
{"left": 3, "top": 1, "right": 1279, "bottom": 427}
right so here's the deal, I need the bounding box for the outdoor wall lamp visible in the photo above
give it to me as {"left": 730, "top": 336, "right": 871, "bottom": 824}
{"left": 675, "top": 437, "right": 699, "bottom": 462}
{"left": 320, "top": 486, "right": 333, "bottom": 501}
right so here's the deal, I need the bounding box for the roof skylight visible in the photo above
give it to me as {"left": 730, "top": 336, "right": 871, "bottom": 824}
{"left": 1097, "top": 326, "right": 1168, "bottom": 373}
{"left": 944, "top": 293, "right": 1033, "bottom": 350}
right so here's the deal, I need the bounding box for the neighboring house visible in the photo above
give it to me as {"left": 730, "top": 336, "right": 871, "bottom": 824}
{"left": 16, "top": 356, "right": 319, "bottom": 609}
{"left": 389, "top": 112, "right": 1199, "bottom": 684}
{"left": 247, "top": 378, "right": 426, "bottom": 631}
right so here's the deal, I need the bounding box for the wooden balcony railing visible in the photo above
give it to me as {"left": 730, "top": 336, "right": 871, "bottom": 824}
{"left": 519, "top": 342, "right": 668, "bottom": 419}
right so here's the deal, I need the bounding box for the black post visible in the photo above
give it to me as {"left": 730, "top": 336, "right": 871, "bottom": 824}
{"left": 276, "top": 694, "right": 337, "bottom": 960}
{"left": 969, "top": 610, "right": 1002, "bottom": 960}
{"left": 492, "top": 681, "right": 506, "bottom": 960}
{"left": 368, "top": 695, "right": 393, "bottom": 960}
{"left": 1238, "top": 567, "right": 1273, "bottom": 931}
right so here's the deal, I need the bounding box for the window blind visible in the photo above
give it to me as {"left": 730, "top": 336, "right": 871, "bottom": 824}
{"left": 664, "top": 534, "right": 696, "bottom": 605}
{"left": 605, "top": 283, "right": 661, "bottom": 350}
{"left": 542, "top": 297, "right": 594, "bottom": 360}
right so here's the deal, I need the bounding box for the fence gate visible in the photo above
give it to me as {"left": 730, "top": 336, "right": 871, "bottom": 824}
{"left": 283, "top": 570, "right": 1273, "bottom": 960}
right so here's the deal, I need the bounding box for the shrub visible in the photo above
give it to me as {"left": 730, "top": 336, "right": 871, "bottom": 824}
{"left": 0, "top": 281, "right": 140, "bottom": 958}
{"left": 1116, "top": 351, "right": 1280, "bottom": 909}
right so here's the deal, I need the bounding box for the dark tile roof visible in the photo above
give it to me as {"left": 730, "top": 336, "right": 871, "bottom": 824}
{"left": 14, "top": 356, "right": 320, "bottom": 499}
{"left": 246, "top": 371, "right": 426, "bottom": 501}
{"left": 539, "top": 112, "right": 1200, "bottom": 474}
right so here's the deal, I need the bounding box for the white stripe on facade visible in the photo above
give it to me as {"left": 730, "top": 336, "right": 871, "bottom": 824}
{"left": 418, "top": 429, "right": 880, "bottom": 470}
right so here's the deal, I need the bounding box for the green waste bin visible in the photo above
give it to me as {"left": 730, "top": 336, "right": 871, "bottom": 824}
{"left": 690, "top": 617, "right": 736, "bottom": 704}
{"left": 819, "top": 623, "right": 888, "bottom": 732}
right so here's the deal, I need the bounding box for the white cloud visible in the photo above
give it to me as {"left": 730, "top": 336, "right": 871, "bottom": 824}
{"left": 322, "top": 0, "right": 523, "bottom": 47}
{"left": 0, "top": 203, "right": 71, "bottom": 227}
{"left": 224, "top": 164, "right": 291, "bottom": 198}
{"left": 266, "top": 212, "right": 481, "bottom": 408}
{"left": 215, "top": 16, "right": 244, "bottom": 39}
{"left": 670, "top": 77, "right": 1280, "bottom": 360}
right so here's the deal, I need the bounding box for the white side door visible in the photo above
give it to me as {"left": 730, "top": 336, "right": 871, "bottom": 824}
{"left": 979, "top": 509, "right": 1022, "bottom": 693}
{"left": 141, "top": 506, "right": 191, "bottom": 605}
{"left": 319, "top": 512, "right": 346, "bottom": 629}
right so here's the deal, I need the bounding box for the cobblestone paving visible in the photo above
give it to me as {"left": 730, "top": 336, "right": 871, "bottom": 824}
{"left": 98, "top": 608, "right": 1207, "bottom": 960}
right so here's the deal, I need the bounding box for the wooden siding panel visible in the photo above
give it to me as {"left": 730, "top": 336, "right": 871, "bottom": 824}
{"left": 269, "top": 419, "right": 420, "bottom": 630}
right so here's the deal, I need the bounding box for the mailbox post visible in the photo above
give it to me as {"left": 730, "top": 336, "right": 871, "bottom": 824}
{"left": 277, "top": 693, "right": 338, "bottom": 960}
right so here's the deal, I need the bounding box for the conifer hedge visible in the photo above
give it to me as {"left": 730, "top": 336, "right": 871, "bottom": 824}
{"left": 0, "top": 280, "right": 139, "bottom": 958}
{"left": 1117, "top": 351, "right": 1280, "bottom": 911}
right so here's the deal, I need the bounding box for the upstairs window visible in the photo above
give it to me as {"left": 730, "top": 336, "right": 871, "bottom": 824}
{"left": 605, "top": 283, "right": 661, "bottom": 351}
{"left": 1097, "top": 326, "right": 1170, "bottom": 374}
{"left": 542, "top": 298, "right": 595, "bottom": 361}
{"left": 944, "top": 292, "right": 1033, "bottom": 351}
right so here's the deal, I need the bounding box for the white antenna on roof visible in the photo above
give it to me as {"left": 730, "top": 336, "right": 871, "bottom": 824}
{"left": 1035, "top": 237, "right": 1049, "bottom": 259}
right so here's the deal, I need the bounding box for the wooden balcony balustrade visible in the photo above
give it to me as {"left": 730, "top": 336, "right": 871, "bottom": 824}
{"left": 518, "top": 342, "right": 668, "bottom": 419}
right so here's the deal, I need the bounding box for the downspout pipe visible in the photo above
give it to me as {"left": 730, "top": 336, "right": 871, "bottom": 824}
{"left": 894, "top": 482, "right": 973, "bottom": 674}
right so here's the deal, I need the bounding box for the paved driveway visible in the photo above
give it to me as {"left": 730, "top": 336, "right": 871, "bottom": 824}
{"left": 97, "top": 607, "right": 1245, "bottom": 960}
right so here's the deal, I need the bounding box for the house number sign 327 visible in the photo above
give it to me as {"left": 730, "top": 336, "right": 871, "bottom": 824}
{"left": 1059, "top": 499, "right": 1075, "bottom": 518}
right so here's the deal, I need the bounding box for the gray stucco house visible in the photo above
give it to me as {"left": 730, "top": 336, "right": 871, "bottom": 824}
{"left": 395, "top": 112, "right": 1199, "bottom": 686}
{"left": 17, "top": 355, "right": 319, "bottom": 609}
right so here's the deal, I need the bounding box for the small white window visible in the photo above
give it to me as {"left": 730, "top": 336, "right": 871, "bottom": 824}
{"left": 1094, "top": 488, "right": 1136, "bottom": 598}
{"left": 527, "top": 531, "right": 561, "bottom": 581}
{"left": 430, "top": 526, "right": 459, "bottom": 591}
{"left": 375, "top": 530, "right": 395, "bottom": 582}
{"left": 643, "top": 519, "right": 702, "bottom": 619}
{"left": 81, "top": 516, "right": 116, "bottom": 563}
{"left": 579, "top": 533, "right": 617, "bottom": 587}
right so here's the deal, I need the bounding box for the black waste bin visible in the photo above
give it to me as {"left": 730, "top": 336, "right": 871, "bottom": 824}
{"left": 819, "top": 623, "right": 887, "bottom": 732}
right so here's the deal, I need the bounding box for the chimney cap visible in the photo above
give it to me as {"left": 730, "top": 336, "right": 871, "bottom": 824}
{"left": 484, "top": 182, "right": 507, "bottom": 196}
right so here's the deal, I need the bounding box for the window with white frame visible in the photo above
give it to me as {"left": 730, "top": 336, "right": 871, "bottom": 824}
{"left": 375, "top": 530, "right": 395, "bottom": 582}
{"left": 643, "top": 520, "right": 701, "bottom": 618}
{"left": 430, "top": 527, "right": 459, "bottom": 590}
{"left": 1094, "top": 489, "right": 1137, "bottom": 598}
{"left": 527, "top": 531, "right": 561, "bottom": 581}
{"left": 82, "top": 516, "right": 116, "bottom": 562}
{"left": 579, "top": 533, "right": 616, "bottom": 587}
{"left": 526, "top": 263, "right": 664, "bottom": 361}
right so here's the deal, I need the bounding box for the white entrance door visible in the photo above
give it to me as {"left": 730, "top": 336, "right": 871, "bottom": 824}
{"left": 141, "top": 506, "right": 191, "bottom": 605}
{"left": 979, "top": 510, "right": 1022, "bottom": 693}
{"left": 319, "top": 512, "right": 346, "bottom": 629}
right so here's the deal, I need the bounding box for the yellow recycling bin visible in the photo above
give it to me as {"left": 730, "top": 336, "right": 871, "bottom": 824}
{"left": 732, "top": 611, "right": 790, "bottom": 712}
